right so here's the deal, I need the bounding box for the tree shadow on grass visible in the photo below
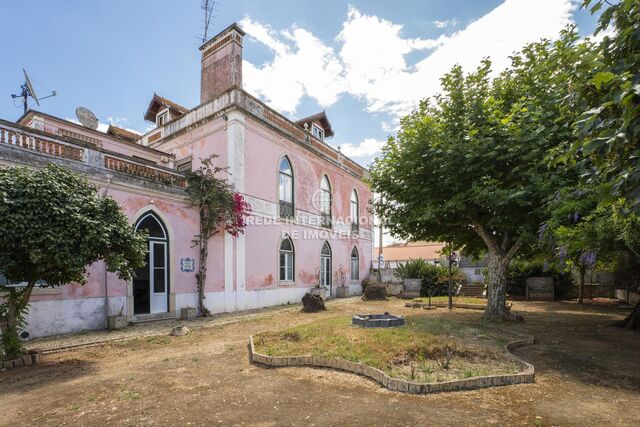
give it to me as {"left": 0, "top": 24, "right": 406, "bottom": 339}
{"left": 0, "top": 357, "right": 97, "bottom": 393}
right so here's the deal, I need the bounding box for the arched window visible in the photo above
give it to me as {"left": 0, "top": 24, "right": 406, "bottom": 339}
{"left": 134, "top": 212, "right": 169, "bottom": 315}
{"left": 320, "top": 175, "right": 331, "bottom": 228}
{"left": 279, "top": 156, "right": 294, "bottom": 219}
{"left": 320, "top": 241, "right": 332, "bottom": 294}
{"left": 350, "top": 246, "right": 359, "bottom": 280}
{"left": 350, "top": 189, "right": 359, "bottom": 232}
{"left": 279, "top": 235, "right": 295, "bottom": 281}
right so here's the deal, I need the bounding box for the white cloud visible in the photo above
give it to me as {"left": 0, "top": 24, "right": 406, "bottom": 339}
{"left": 241, "top": 0, "right": 575, "bottom": 126}
{"left": 339, "top": 138, "right": 386, "bottom": 159}
{"left": 433, "top": 19, "right": 459, "bottom": 29}
{"left": 241, "top": 17, "right": 345, "bottom": 114}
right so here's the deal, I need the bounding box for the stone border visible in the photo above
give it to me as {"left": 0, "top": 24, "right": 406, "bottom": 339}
{"left": 249, "top": 333, "right": 534, "bottom": 394}
{"left": 405, "top": 301, "right": 513, "bottom": 311}
{"left": 0, "top": 352, "right": 41, "bottom": 370}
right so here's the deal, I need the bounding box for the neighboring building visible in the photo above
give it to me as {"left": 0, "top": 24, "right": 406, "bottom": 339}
{"left": 374, "top": 242, "right": 445, "bottom": 268}
{"left": 0, "top": 23, "right": 372, "bottom": 338}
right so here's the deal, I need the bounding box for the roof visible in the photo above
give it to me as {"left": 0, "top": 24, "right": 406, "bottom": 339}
{"left": 143, "top": 94, "right": 189, "bottom": 122}
{"left": 107, "top": 124, "right": 140, "bottom": 142}
{"left": 375, "top": 242, "right": 445, "bottom": 262}
{"left": 295, "top": 111, "right": 334, "bottom": 138}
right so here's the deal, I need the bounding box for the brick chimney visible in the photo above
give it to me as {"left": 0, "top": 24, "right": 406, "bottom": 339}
{"left": 199, "top": 23, "right": 245, "bottom": 104}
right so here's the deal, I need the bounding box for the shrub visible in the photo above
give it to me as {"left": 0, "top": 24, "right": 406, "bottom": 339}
{"left": 394, "top": 258, "right": 430, "bottom": 279}
{"left": 394, "top": 259, "right": 465, "bottom": 297}
{"left": 362, "top": 284, "right": 387, "bottom": 301}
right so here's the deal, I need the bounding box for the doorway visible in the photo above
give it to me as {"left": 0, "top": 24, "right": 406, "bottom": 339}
{"left": 133, "top": 212, "right": 169, "bottom": 314}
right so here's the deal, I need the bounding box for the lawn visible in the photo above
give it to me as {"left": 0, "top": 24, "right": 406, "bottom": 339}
{"left": 253, "top": 315, "right": 521, "bottom": 383}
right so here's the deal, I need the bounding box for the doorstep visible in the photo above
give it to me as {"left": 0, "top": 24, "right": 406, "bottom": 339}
{"left": 130, "top": 312, "right": 177, "bottom": 324}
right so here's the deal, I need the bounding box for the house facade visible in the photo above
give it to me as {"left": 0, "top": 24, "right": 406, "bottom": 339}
{"left": 0, "top": 23, "right": 373, "bottom": 338}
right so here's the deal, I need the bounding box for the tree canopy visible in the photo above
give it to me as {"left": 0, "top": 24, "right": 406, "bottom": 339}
{"left": 0, "top": 164, "right": 147, "bottom": 359}
{"left": 369, "top": 33, "right": 583, "bottom": 318}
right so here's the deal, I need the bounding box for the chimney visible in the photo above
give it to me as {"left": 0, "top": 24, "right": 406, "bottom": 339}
{"left": 199, "top": 23, "right": 245, "bottom": 104}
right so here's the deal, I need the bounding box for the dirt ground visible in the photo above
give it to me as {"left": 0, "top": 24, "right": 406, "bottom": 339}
{"left": 1, "top": 298, "right": 639, "bottom": 426}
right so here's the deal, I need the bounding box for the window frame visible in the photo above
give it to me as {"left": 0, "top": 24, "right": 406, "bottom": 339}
{"left": 350, "top": 246, "right": 359, "bottom": 280}
{"left": 279, "top": 235, "right": 295, "bottom": 282}
{"left": 156, "top": 109, "right": 169, "bottom": 126}
{"left": 312, "top": 124, "right": 325, "bottom": 141}
{"left": 278, "top": 156, "right": 295, "bottom": 219}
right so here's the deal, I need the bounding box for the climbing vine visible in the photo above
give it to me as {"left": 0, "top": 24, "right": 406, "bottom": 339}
{"left": 186, "top": 156, "right": 251, "bottom": 316}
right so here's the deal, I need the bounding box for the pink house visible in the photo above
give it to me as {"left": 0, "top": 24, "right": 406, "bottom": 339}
{"left": 0, "top": 23, "right": 372, "bottom": 338}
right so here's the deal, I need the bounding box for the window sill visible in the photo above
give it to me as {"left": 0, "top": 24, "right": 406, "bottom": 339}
{"left": 278, "top": 280, "right": 296, "bottom": 287}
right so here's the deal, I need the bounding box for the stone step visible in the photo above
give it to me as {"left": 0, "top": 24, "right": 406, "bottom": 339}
{"left": 130, "top": 312, "right": 176, "bottom": 324}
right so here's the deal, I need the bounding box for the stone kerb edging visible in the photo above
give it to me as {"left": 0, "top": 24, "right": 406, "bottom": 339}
{"left": 405, "top": 301, "right": 513, "bottom": 311}
{"left": 249, "top": 333, "right": 535, "bottom": 394}
{"left": 0, "top": 352, "right": 41, "bottom": 370}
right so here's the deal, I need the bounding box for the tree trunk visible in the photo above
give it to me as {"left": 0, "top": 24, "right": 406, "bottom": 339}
{"left": 1, "top": 282, "right": 35, "bottom": 360}
{"left": 484, "top": 253, "right": 510, "bottom": 319}
{"left": 615, "top": 300, "right": 640, "bottom": 330}
{"left": 578, "top": 266, "right": 586, "bottom": 305}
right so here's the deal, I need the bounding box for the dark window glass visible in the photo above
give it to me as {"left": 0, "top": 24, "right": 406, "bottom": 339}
{"left": 154, "top": 269, "right": 166, "bottom": 293}
{"left": 153, "top": 243, "right": 165, "bottom": 268}
{"left": 137, "top": 214, "right": 166, "bottom": 239}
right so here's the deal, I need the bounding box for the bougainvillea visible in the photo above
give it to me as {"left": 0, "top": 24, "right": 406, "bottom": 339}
{"left": 186, "top": 156, "right": 251, "bottom": 315}
{"left": 225, "top": 192, "right": 252, "bottom": 236}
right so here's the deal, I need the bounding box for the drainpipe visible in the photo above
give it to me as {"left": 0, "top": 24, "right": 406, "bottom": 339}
{"left": 103, "top": 175, "right": 113, "bottom": 328}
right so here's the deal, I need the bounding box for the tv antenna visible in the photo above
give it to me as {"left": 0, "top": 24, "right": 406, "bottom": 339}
{"left": 11, "top": 69, "right": 57, "bottom": 115}
{"left": 201, "top": 0, "right": 217, "bottom": 43}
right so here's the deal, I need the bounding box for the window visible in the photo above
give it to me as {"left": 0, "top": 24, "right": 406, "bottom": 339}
{"left": 279, "top": 235, "right": 295, "bottom": 281}
{"left": 156, "top": 110, "right": 169, "bottom": 126}
{"left": 320, "top": 175, "right": 331, "bottom": 228}
{"left": 350, "top": 247, "right": 359, "bottom": 280}
{"left": 312, "top": 124, "right": 324, "bottom": 141}
{"left": 176, "top": 158, "right": 192, "bottom": 173}
{"left": 278, "top": 156, "right": 294, "bottom": 219}
{"left": 350, "top": 189, "right": 359, "bottom": 233}
{"left": 320, "top": 241, "right": 332, "bottom": 292}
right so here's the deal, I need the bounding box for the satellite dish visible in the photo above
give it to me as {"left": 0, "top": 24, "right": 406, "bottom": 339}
{"left": 11, "top": 68, "right": 56, "bottom": 114}
{"left": 76, "top": 107, "right": 99, "bottom": 130}
{"left": 23, "top": 69, "right": 40, "bottom": 107}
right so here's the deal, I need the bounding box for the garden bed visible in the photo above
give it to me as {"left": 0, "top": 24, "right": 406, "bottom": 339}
{"left": 251, "top": 315, "right": 531, "bottom": 389}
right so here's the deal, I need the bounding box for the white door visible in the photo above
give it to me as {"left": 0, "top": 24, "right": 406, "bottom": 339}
{"left": 320, "top": 255, "right": 331, "bottom": 297}
{"left": 150, "top": 241, "right": 168, "bottom": 313}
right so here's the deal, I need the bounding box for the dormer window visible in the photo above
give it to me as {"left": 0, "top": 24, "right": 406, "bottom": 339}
{"left": 156, "top": 110, "right": 169, "bottom": 126}
{"left": 312, "top": 124, "right": 324, "bottom": 141}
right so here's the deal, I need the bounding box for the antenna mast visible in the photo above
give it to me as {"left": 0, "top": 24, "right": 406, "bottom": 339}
{"left": 11, "top": 69, "right": 56, "bottom": 115}
{"left": 201, "top": 0, "right": 216, "bottom": 43}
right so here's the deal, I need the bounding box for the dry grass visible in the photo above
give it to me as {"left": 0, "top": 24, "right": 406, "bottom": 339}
{"left": 253, "top": 315, "right": 521, "bottom": 383}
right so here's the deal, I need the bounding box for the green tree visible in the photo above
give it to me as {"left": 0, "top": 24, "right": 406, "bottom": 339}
{"left": 542, "top": 186, "right": 619, "bottom": 304}
{"left": 370, "top": 34, "right": 581, "bottom": 320}
{"left": 0, "top": 165, "right": 147, "bottom": 360}
{"left": 576, "top": 0, "right": 640, "bottom": 207}
{"left": 185, "top": 156, "right": 251, "bottom": 316}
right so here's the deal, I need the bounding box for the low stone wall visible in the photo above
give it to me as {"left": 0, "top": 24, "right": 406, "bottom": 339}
{"left": 615, "top": 289, "right": 640, "bottom": 304}
{"left": 249, "top": 333, "right": 534, "bottom": 394}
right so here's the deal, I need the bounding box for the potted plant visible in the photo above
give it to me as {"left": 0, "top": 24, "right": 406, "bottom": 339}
{"left": 310, "top": 268, "right": 327, "bottom": 299}
{"left": 394, "top": 258, "right": 427, "bottom": 299}
{"left": 336, "top": 265, "right": 348, "bottom": 298}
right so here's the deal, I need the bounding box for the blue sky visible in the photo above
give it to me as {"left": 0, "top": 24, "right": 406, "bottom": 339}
{"left": 0, "top": 1, "right": 598, "bottom": 168}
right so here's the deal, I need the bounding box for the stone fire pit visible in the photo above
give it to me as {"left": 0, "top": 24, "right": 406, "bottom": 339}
{"left": 352, "top": 312, "right": 405, "bottom": 328}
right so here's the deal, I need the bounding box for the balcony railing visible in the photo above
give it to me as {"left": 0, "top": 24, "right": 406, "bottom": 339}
{"left": 104, "top": 156, "right": 186, "bottom": 187}
{"left": 279, "top": 200, "right": 294, "bottom": 219}
{"left": 0, "top": 125, "right": 84, "bottom": 162}
{"left": 321, "top": 213, "right": 332, "bottom": 229}
{"left": 0, "top": 121, "right": 186, "bottom": 189}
